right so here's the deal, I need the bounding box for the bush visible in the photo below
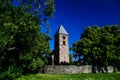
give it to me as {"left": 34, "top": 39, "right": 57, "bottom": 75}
{"left": 0, "top": 65, "right": 22, "bottom": 80}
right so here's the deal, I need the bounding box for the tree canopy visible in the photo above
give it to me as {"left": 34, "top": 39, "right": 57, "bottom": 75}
{"left": 71, "top": 25, "right": 120, "bottom": 72}
{"left": 0, "top": 0, "right": 55, "bottom": 79}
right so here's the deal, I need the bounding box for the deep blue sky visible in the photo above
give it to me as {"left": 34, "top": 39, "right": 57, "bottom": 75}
{"left": 42, "top": 0, "right": 120, "bottom": 50}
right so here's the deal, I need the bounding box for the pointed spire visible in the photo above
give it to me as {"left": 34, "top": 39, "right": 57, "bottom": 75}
{"left": 55, "top": 24, "right": 68, "bottom": 35}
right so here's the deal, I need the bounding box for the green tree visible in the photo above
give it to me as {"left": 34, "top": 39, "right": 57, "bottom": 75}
{"left": 69, "top": 54, "right": 74, "bottom": 65}
{"left": 71, "top": 25, "right": 120, "bottom": 73}
{"left": 0, "top": 0, "right": 55, "bottom": 79}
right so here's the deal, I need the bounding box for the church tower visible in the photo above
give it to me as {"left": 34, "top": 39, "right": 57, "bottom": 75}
{"left": 54, "top": 24, "right": 69, "bottom": 65}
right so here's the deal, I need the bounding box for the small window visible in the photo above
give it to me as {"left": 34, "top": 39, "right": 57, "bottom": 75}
{"left": 63, "top": 36, "right": 66, "bottom": 39}
{"left": 63, "top": 41, "right": 66, "bottom": 45}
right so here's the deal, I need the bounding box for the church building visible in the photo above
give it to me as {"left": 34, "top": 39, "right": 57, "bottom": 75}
{"left": 48, "top": 24, "right": 69, "bottom": 65}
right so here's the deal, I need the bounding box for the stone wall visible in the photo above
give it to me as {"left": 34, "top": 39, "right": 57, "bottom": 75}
{"left": 44, "top": 65, "right": 113, "bottom": 74}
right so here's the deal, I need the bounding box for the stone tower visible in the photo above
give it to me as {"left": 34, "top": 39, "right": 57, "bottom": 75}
{"left": 54, "top": 24, "right": 69, "bottom": 65}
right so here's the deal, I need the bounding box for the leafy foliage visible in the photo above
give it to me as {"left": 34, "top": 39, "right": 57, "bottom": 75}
{"left": 0, "top": 65, "right": 22, "bottom": 80}
{"left": 0, "top": 0, "right": 54, "bottom": 79}
{"left": 71, "top": 25, "right": 120, "bottom": 72}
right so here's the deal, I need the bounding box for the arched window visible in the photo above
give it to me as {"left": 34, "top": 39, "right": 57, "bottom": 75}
{"left": 62, "top": 36, "right": 66, "bottom": 39}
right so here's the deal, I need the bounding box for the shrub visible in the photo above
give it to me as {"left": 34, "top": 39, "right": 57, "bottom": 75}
{"left": 0, "top": 65, "right": 22, "bottom": 80}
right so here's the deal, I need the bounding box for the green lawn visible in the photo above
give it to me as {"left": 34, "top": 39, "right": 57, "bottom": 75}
{"left": 16, "top": 73, "right": 120, "bottom": 80}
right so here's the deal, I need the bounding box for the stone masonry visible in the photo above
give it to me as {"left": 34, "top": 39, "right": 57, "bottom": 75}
{"left": 59, "top": 34, "right": 69, "bottom": 64}
{"left": 54, "top": 24, "right": 69, "bottom": 65}
{"left": 44, "top": 65, "right": 114, "bottom": 74}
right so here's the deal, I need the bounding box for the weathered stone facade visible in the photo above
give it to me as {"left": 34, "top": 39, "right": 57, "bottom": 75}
{"left": 58, "top": 34, "right": 69, "bottom": 64}
{"left": 44, "top": 65, "right": 113, "bottom": 74}
{"left": 53, "top": 24, "right": 69, "bottom": 65}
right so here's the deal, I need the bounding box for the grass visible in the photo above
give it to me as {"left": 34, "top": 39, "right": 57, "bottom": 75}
{"left": 16, "top": 73, "right": 120, "bottom": 80}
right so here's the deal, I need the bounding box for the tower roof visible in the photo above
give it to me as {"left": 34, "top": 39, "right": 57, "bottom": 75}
{"left": 55, "top": 24, "right": 68, "bottom": 35}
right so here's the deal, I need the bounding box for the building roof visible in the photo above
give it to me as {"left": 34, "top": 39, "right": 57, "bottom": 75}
{"left": 55, "top": 24, "right": 68, "bottom": 35}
